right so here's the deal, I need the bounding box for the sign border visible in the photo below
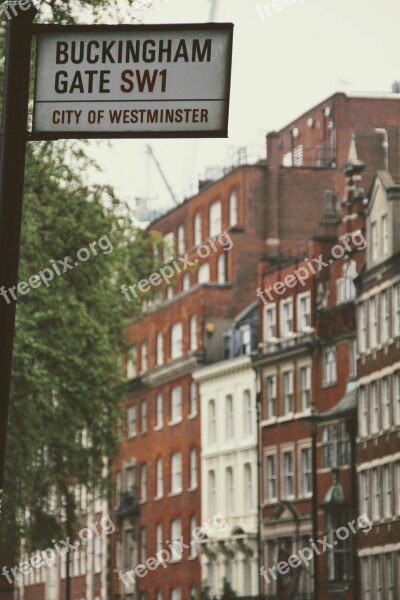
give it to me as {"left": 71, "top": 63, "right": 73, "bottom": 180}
{"left": 29, "top": 22, "right": 234, "bottom": 140}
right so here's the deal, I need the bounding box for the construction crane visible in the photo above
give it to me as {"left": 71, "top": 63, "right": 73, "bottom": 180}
{"left": 209, "top": 0, "right": 219, "bottom": 21}
{"left": 145, "top": 144, "right": 179, "bottom": 206}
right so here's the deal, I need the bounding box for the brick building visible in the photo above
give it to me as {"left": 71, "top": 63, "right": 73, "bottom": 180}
{"left": 111, "top": 163, "right": 267, "bottom": 600}
{"left": 356, "top": 170, "right": 400, "bottom": 598}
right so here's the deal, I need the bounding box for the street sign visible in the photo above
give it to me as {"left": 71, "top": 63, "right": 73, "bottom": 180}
{"left": 31, "top": 23, "right": 233, "bottom": 139}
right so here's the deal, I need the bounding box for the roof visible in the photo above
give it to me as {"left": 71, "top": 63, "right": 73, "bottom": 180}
{"left": 317, "top": 380, "right": 357, "bottom": 421}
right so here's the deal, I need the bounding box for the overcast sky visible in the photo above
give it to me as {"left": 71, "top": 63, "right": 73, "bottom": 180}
{"left": 88, "top": 0, "right": 400, "bottom": 216}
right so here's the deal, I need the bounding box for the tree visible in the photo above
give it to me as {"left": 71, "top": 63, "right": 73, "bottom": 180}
{"left": 219, "top": 578, "right": 238, "bottom": 600}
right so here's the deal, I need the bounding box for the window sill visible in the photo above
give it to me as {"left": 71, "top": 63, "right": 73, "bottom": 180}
{"left": 154, "top": 425, "right": 163, "bottom": 431}
{"left": 169, "top": 419, "right": 183, "bottom": 426}
{"left": 154, "top": 495, "right": 163, "bottom": 501}
{"left": 188, "top": 413, "right": 198, "bottom": 420}
{"left": 127, "top": 434, "right": 137, "bottom": 440}
{"left": 322, "top": 381, "right": 337, "bottom": 389}
{"left": 188, "top": 554, "right": 198, "bottom": 561}
{"left": 188, "top": 486, "right": 198, "bottom": 492}
{"left": 168, "top": 491, "right": 182, "bottom": 498}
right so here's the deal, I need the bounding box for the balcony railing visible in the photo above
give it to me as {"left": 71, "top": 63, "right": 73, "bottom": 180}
{"left": 261, "top": 330, "right": 316, "bottom": 354}
{"left": 114, "top": 489, "right": 139, "bottom": 525}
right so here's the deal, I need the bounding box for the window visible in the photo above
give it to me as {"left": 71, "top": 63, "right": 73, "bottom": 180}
{"left": 396, "top": 462, "right": 400, "bottom": 515}
{"left": 123, "top": 529, "right": 135, "bottom": 570}
{"left": 190, "top": 316, "right": 198, "bottom": 351}
{"left": 395, "top": 372, "right": 400, "bottom": 425}
{"left": 371, "top": 381, "right": 379, "bottom": 433}
{"left": 209, "top": 400, "right": 216, "bottom": 444}
{"left": 217, "top": 253, "right": 227, "bottom": 283}
{"left": 325, "top": 511, "right": 352, "bottom": 581}
{"left": 283, "top": 371, "right": 294, "bottom": 413}
{"left": 266, "top": 375, "right": 277, "bottom": 418}
{"left": 198, "top": 263, "right": 210, "bottom": 283}
{"left": 337, "top": 421, "right": 351, "bottom": 465}
{"left": 209, "top": 200, "right": 221, "bottom": 236}
{"left": 127, "top": 346, "right": 137, "bottom": 378}
{"left": 282, "top": 451, "right": 294, "bottom": 498}
{"left": 170, "top": 386, "right": 182, "bottom": 422}
{"left": 322, "top": 425, "right": 334, "bottom": 468}
{"left": 300, "top": 366, "right": 311, "bottom": 410}
{"left": 171, "top": 323, "right": 183, "bottom": 359}
{"left": 183, "top": 273, "right": 191, "bottom": 291}
{"left": 362, "top": 558, "right": 371, "bottom": 600}
{"left": 171, "top": 452, "right": 182, "bottom": 494}
{"left": 163, "top": 232, "right": 175, "bottom": 261}
{"left": 189, "top": 448, "right": 197, "bottom": 489}
{"left": 298, "top": 293, "right": 311, "bottom": 330}
{"left": 140, "top": 400, "right": 147, "bottom": 433}
{"left": 394, "top": 283, "right": 400, "bottom": 337}
{"left": 244, "top": 463, "right": 253, "bottom": 510}
{"left": 156, "top": 524, "right": 163, "bottom": 554}
{"left": 359, "top": 386, "right": 368, "bottom": 437}
{"left": 383, "top": 465, "right": 392, "bottom": 519}
{"left": 156, "top": 394, "right": 163, "bottom": 428}
{"left": 229, "top": 191, "right": 238, "bottom": 226}
{"left": 171, "top": 588, "right": 182, "bottom": 600}
{"left": 371, "top": 222, "right": 378, "bottom": 260}
{"left": 226, "top": 467, "right": 234, "bottom": 514}
{"left": 177, "top": 225, "right": 185, "bottom": 255}
{"left": 372, "top": 468, "right": 380, "bottom": 520}
{"left": 386, "top": 554, "right": 394, "bottom": 600}
{"left": 281, "top": 298, "right": 293, "bottom": 336}
{"left": 209, "top": 470, "right": 216, "bottom": 514}
{"left": 240, "top": 324, "right": 251, "bottom": 354}
{"left": 360, "top": 471, "right": 369, "bottom": 515}
{"left": 343, "top": 260, "right": 357, "bottom": 301}
{"left": 359, "top": 302, "right": 367, "bottom": 352}
{"left": 126, "top": 465, "right": 136, "bottom": 494}
{"left": 369, "top": 296, "right": 378, "bottom": 348}
{"left": 115, "top": 472, "right": 122, "bottom": 509}
{"left": 127, "top": 405, "right": 137, "bottom": 438}
{"left": 382, "top": 377, "right": 391, "bottom": 429}
{"left": 264, "top": 305, "right": 276, "bottom": 340}
{"left": 349, "top": 339, "right": 357, "bottom": 378}
{"left": 374, "top": 556, "right": 382, "bottom": 600}
{"left": 382, "top": 215, "right": 389, "bottom": 254}
{"left": 140, "top": 342, "right": 148, "bottom": 373}
{"left": 301, "top": 448, "right": 312, "bottom": 496}
{"left": 323, "top": 346, "right": 337, "bottom": 385}
{"left": 381, "top": 290, "right": 390, "bottom": 342}
{"left": 170, "top": 519, "right": 182, "bottom": 561}
{"left": 266, "top": 455, "right": 277, "bottom": 502}
{"left": 189, "top": 516, "right": 197, "bottom": 557}
{"left": 226, "top": 395, "right": 234, "bottom": 440}
{"left": 156, "top": 333, "right": 164, "bottom": 366}
{"left": 140, "top": 464, "right": 147, "bottom": 501}
{"left": 244, "top": 390, "right": 253, "bottom": 435}
{"left": 189, "top": 382, "right": 197, "bottom": 417}
{"left": 140, "top": 527, "right": 147, "bottom": 563}
{"left": 156, "top": 458, "right": 163, "bottom": 498}
{"left": 194, "top": 212, "right": 202, "bottom": 246}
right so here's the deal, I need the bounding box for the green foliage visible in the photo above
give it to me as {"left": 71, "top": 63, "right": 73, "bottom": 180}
{"left": 219, "top": 579, "right": 238, "bottom": 600}
{"left": 0, "top": 138, "right": 162, "bottom": 558}
{"left": 198, "top": 579, "right": 237, "bottom": 600}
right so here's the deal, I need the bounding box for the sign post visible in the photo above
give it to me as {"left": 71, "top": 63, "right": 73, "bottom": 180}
{"left": 0, "top": 1, "right": 37, "bottom": 499}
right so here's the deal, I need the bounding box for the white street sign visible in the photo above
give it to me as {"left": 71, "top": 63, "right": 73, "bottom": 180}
{"left": 32, "top": 24, "right": 233, "bottom": 139}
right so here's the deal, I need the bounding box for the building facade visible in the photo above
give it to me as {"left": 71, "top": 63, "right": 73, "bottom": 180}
{"left": 194, "top": 303, "right": 259, "bottom": 598}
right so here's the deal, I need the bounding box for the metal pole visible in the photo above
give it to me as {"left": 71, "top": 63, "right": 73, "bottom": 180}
{"left": 0, "top": 0, "right": 37, "bottom": 495}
